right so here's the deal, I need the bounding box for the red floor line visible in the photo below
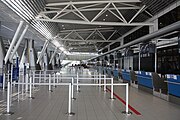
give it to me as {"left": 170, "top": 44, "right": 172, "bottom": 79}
{"left": 106, "top": 87, "right": 142, "bottom": 116}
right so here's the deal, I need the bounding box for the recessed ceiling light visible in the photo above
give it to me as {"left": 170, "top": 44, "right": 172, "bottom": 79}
{"left": 62, "top": 24, "right": 64, "bottom": 27}
{"left": 106, "top": 14, "right": 108, "bottom": 17}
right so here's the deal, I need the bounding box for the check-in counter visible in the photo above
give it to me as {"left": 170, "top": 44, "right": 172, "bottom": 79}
{"left": 104, "top": 67, "right": 107, "bottom": 75}
{"left": 151, "top": 72, "right": 168, "bottom": 100}
{"left": 167, "top": 74, "right": 180, "bottom": 105}
{"left": 121, "top": 69, "right": 131, "bottom": 84}
{"left": 107, "top": 67, "right": 112, "bottom": 77}
{"left": 137, "top": 71, "right": 153, "bottom": 94}
{"left": 130, "top": 70, "right": 138, "bottom": 88}
{"left": 113, "top": 69, "right": 118, "bottom": 80}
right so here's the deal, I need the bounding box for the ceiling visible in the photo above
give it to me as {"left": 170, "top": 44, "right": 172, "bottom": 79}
{"left": 0, "top": 0, "right": 178, "bottom": 58}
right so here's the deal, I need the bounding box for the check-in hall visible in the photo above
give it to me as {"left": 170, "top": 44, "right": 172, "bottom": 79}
{"left": 0, "top": 0, "right": 180, "bottom": 120}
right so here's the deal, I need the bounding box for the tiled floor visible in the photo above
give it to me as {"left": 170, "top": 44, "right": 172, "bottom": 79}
{"left": 0, "top": 68, "right": 180, "bottom": 120}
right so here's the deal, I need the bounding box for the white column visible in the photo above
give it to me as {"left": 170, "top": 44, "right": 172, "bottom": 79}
{"left": 49, "top": 48, "right": 57, "bottom": 64}
{"left": 4, "top": 21, "right": 24, "bottom": 64}
{"left": 36, "top": 40, "right": 49, "bottom": 64}
{"left": 9, "top": 25, "right": 29, "bottom": 61}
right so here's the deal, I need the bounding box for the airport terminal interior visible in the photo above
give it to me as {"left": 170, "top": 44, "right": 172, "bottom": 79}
{"left": 0, "top": 0, "right": 180, "bottom": 120}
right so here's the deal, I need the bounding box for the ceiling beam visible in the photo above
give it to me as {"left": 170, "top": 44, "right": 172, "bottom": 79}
{"left": 59, "top": 27, "right": 114, "bottom": 33}
{"left": 46, "top": 0, "right": 141, "bottom": 6}
{"left": 56, "top": 38, "right": 112, "bottom": 42}
{"left": 36, "top": 18, "right": 154, "bottom": 26}
{"left": 42, "top": 6, "right": 140, "bottom": 14}
{"left": 58, "top": 29, "right": 116, "bottom": 35}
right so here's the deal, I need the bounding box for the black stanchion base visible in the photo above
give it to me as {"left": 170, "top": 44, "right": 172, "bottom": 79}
{"left": 109, "top": 98, "right": 116, "bottom": 100}
{"left": 122, "top": 111, "right": 132, "bottom": 115}
{"left": 29, "top": 97, "right": 35, "bottom": 99}
{"left": 104, "top": 90, "right": 107, "bottom": 92}
{"left": 54, "top": 86, "right": 57, "bottom": 88}
{"left": 76, "top": 90, "right": 80, "bottom": 93}
{"left": 72, "top": 98, "right": 76, "bottom": 100}
{"left": 66, "top": 112, "right": 75, "bottom": 116}
{"left": 3, "top": 112, "right": 14, "bottom": 115}
{"left": 49, "top": 90, "right": 53, "bottom": 92}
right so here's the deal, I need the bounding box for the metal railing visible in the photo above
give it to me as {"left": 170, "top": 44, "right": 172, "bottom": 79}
{"left": 3, "top": 69, "right": 130, "bottom": 116}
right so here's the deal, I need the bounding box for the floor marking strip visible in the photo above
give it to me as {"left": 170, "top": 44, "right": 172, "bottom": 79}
{"left": 106, "top": 87, "right": 142, "bottom": 115}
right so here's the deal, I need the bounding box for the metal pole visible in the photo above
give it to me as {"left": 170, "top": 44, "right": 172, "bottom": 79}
{"left": 99, "top": 73, "right": 101, "bottom": 87}
{"left": 3, "top": 63, "right": 14, "bottom": 115}
{"left": 71, "top": 77, "right": 75, "bottom": 99}
{"left": 7, "top": 81, "right": 11, "bottom": 113}
{"left": 22, "top": 69, "right": 25, "bottom": 97}
{"left": 10, "top": 64, "right": 13, "bottom": 106}
{"left": 126, "top": 83, "right": 129, "bottom": 114}
{"left": 155, "top": 40, "right": 157, "bottom": 72}
{"left": 4, "top": 21, "right": 24, "bottom": 64}
{"left": 111, "top": 78, "right": 114, "bottom": 99}
{"left": 104, "top": 75, "right": 106, "bottom": 92}
{"left": 56, "top": 74, "right": 58, "bottom": 84}
{"left": 18, "top": 73, "right": 20, "bottom": 101}
{"left": 53, "top": 73, "right": 56, "bottom": 87}
{"left": 29, "top": 77, "right": 32, "bottom": 98}
{"left": 138, "top": 44, "right": 141, "bottom": 71}
{"left": 68, "top": 83, "right": 72, "bottom": 114}
{"left": 39, "top": 71, "right": 41, "bottom": 84}
{"left": 49, "top": 74, "right": 52, "bottom": 92}
{"left": 60, "top": 73, "right": 62, "bottom": 82}
{"left": 76, "top": 72, "right": 79, "bottom": 92}
{"left": 33, "top": 71, "right": 35, "bottom": 88}
{"left": 44, "top": 70, "right": 46, "bottom": 83}
{"left": 3, "top": 73, "right": 5, "bottom": 90}
{"left": 25, "top": 73, "right": 28, "bottom": 92}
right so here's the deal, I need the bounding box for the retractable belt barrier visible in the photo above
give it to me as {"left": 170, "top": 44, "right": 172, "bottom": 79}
{"left": 4, "top": 70, "right": 130, "bottom": 116}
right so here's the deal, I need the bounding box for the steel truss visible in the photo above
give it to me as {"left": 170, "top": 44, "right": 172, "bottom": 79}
{"left": 36, "top": 0, "right": 153, "bottom": 26}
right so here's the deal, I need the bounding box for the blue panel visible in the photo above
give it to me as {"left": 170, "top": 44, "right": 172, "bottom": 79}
{"left": 107, "top": 68, "right": 111, "bottom": 76}
{"left": 122, "top": 70, "right": 131, "bottom": 81}
{"left": 168, "top": 83, "right": 180, "bottom": 97}
{"left": 12, "top": 67, "right": 19, "bottom": 81}
{"left": 113, "top": 69, "right": 118, "bottom": 78}
{"left": 137, "top": 71, "right": 153, "bottom": 89}
{"left": 167, "top": 74, "right": 180, "bottom": 97}
{"left": 0, "top": 75, "right": 3, "bottom": 87}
